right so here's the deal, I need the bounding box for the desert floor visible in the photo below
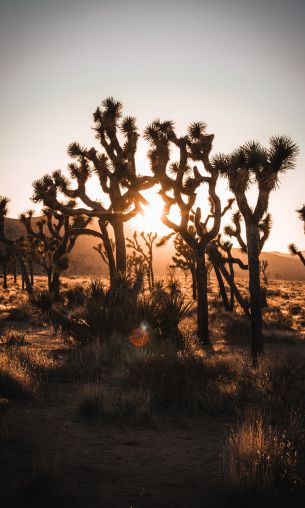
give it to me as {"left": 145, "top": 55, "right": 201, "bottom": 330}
{"left": 0, "top": 275, "right": 304, "bottom": 508}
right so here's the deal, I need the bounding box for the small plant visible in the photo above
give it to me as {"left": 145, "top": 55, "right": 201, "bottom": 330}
{"left": 222, "top": 313, "right": 251, "bottom": 344}
{"left": 0, "top": 352, "right": 38, "bottom": 399}
{"left": 79, "top": 382, "right": 152, "bottom": 422}
{"left": 64, "top": 284, "right": 86, "bottom": 308}
{"left": 223, "top": 410, "right": 299, "bottom": 506}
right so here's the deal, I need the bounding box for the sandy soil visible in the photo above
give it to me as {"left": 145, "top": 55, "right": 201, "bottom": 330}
{"left": 0, "top": 275, "right": 304, "bottom": 507}
{"left": 0, "top": 326, "right": 227, "bottom": 508}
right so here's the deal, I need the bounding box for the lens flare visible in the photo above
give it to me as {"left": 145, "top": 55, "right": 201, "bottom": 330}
{"left": 129, "top": 322, "right": 150, "bottom": 348}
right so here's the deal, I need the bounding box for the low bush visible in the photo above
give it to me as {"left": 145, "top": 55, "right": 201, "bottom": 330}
{"left": 222, "top": 314, "right": 250, "bottom": 344}
{"left": 63, "top": 284, "right": 86, "bottom": 308}
{"left": 79, "top": 382, "right": 152, "bottom": 422}
{"left": 0, "top": 352, "right": 38, "bottom": 399}
{"left": 223, "top": 410, "right": 300, "bottom": 507}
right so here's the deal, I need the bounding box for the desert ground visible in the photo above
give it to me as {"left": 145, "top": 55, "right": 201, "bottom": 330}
{"left": 0, "top": 274, "right": 304, "bottom": 508}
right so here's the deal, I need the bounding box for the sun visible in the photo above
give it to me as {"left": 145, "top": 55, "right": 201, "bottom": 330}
{"left": 130, "top": 186, "right": 181, "bottom": 236}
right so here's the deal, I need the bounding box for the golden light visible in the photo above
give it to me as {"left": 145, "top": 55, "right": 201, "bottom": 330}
{"left": 130, "top": 186, "right": 181, "bottom": 235}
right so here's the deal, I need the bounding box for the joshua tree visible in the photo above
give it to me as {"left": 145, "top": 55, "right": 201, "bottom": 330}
{"left": 144, "top": 119, "right": 233, "bottom": 346}
{"left": 214, "top": 136, "right": 298, "bottom": 364}
{"left": 260, "top": 259, "right": 269, "bottom": 286}
{"left": 126, "top": 231, "right": 157, "bottom": 291}
{"left": 0, "top": 197, "right": 33, "bottom": 294}
{"left": 16, "top": 235, "right": 37, "bottom": 286}
{"left": 288, "top": 204, "right": 305, "bottom": 267}
{"left": 225, "top": 210, "right": 272, "bottom": 310}
{"left": 20, "top": 208, "right": 97, "bottom": 297}
{"left": 32, "top": 98, "right": 154, "bottom": 284}
{"left": 168, "top": 232, "right": 197, "bottom": 299}
{"left": 0, "top": 245, "right": 11, "bottom": 289}
{"left": 207, "top": 241, "right": 250, "bottom": 317}
{"left": 211, "top": 235, "right": 248, "bottom": 312}
{"left": 289, "top": 243, "right": 305, "bottom": 267}
{"left": 93, "top": 239, "right": 116, "bottom": 280}
{"left": 297, "top": 204, "right": 305, "bottom": 229}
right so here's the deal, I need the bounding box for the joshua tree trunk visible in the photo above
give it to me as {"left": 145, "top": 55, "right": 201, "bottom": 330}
{"left": 190, "top": 265, "right": 197, "bottom": 300}
{"left": 12, "top": 244, "right": 32, "bottom": 294}
{"left": 99, "top": 220, "right": 116, "bottom": 285}
{"left": 296, "top": 251, "right": 305, "bottom": 266}
{"left": 50, "top": 271, "right": 61, "bottom": 299}
{"left": 29, "top": 258, "right": 34, "bottom": 286}
{"left": 13, "top": 262, "right": 17, "bottom": 283}
{"left": 47, "top": 269, "right": 52, "bottom": 292}
{"left": 147, "top": 268, "right": 152, "bottom": 292}
{"left": 213, "top": 265, "right": 229, "bottom": 311}
{"left": 195, "top": 251, "right": 211, "bottom": 346}
{"left": 150, "top": 265, "right": 155, "bottom": 289}
{"left": 246, "top": 223, "right": 264, "bottom": 364}
{"left": 207, "top": 244, "right": 250, "bottom": 318}
{"left": 1, "top": 264, "right": 8, "bottom": 289}
{"left": 112, "top": 217, "right": 126, "bottom": 274}
{"left": 228, "top": 258, "right": 235, "bottom": 312}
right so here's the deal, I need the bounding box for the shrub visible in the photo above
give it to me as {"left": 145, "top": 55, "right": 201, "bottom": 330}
{"left": 123, "top": 352, "right": 242, "bottom": 414}
{"left": 222, "top": 314, "right": 250, "bottom": 345}
{"left": 82, "top": 274, "right": 191, "bottom": 346}
{"left": 223, "top": 410, "right": 300, "bottom": 507}
{"left": 29, "top": 289, "right": 55, "bottom": 318}
{"left": 79, "top": 382, "right": 152, "bottom": 422}
{"left": 0, "top": 352, "right": 38, "bottom": 399}
{"left": 63, "top": 284, "right": 86, "bottom": 308}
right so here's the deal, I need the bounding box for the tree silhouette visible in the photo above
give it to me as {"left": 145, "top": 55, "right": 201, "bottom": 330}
{"left": 0, "top": 245, "right": 11, "bottom": 289}
{"left": 126, "top": 231, "right": 157, "bottom": 291}
{"left": 212, "top": 236, "right": 248, "bottom": 312}
{"left": 0, "top": 197, "right": 33, "bottom": 294}
{"left": 207, "top": 241, "right": 250, "bottom": 317}
{"left": 223, "top": 211, "right": 271, "bottom": 310}
{"left": 93, "top": 238, "right": 116, "bottom": 279}
{"left": 297, "top": 204, "right": 305, "bottom": 228}
{"left": 32, "top": 98, "right": 154, "bottom": 284}
{"left": 16, "top": 235, "right": 37, "bottom": 286}
{"left": 289, "top": 243, "right": 305, "bottom": 267}
{"left": 20, "top": 208, "right": 97, "bottom": 297}
{"left": 168, "top": 232, "right": 197, "bottom": 300}
{"left": 214, "top": 136, "right": 298, "bottom": 364}
{"left": 144, "top": 119, "right": 233, "bottom": 346}
{"left": 288, "top": 204, "right": 305, "bottom": 267}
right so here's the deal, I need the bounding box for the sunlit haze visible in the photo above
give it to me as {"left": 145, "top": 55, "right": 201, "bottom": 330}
{"left": 1, "top": 0, "right": 305, "bottom": 251}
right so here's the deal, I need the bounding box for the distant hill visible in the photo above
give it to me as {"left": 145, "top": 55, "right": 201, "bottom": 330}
{"left": 230, "top": 249, "right": 305, "bottom": 281}
{"left": 2, "top": 217, "right": 305, "bottom": 281}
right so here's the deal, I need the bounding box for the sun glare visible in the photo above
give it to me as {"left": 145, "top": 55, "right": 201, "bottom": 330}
{"left": 130, "top": 187, "right": 181, "bottom": 236}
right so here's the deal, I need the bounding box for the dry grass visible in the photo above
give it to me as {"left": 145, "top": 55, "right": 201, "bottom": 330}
{"left": 0, "top": 327, "right": 56, "bottom": 398}
{"left": 225, "top": 411, "right": 297, "bottom": 487}
{"left": 79, "top": 382, "right": 152, "bottom": 422}
{"left": 77, "top": 349, "right": 250, "bottom": 420}
{"left": 0, "top": 275, "right": 304, "bottom": 506}
{"left": 0, "top": 350, "right": 38, "bottom": 399}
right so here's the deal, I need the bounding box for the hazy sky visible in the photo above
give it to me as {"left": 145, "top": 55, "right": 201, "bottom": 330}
{"left": 0, "top": 0, "right": 304, "bottom": 251}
